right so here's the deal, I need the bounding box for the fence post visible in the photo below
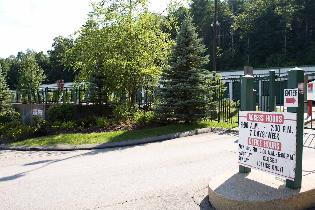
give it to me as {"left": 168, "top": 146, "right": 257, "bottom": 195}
{"left": 78, "top": 88, "right": 81, "bottom": 104}
{"left": 239, "top": 75, "right": 255, "bottom": 174}
{"left": 286, "top": 67, "right": 304, "bottom": 189}
{"left": 228, "top": 81, "right": 233, "bottom": 100}
{"left": 258, "top": 78, "right": 264, "bottom": 111}
{"left": 269, "top": 70, "right": 276, "bottom": 112}
{"left": 45, "top": 88, "right": 48, "bottom": 104}
{"left": 253, "top": 89, "right": 257, "bottom": 111}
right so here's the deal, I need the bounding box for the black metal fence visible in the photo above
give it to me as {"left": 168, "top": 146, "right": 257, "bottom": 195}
{"left": 253, "top": 74, "right": 288, "bottom": 112}
{"left": 11, "top": 87, "right": 155, "bottom": 109}
{"left": 24, "top": 71, "right": 315, "bottom": 125}
{"left": 209, "top": 80, "right": 239, "bottom": 124}
{"left": 11, "top": 81, "right": 240, "bottom": 125}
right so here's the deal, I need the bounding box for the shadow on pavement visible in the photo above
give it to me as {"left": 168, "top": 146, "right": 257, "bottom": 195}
{"left": 0, "top": 145, "right": 140, "bottom": 182}
{"left": 0, "top": 173, "right": 25, "bottom": 182}
{"left": 23, "top": 160, "right": 54, "bottom": 166}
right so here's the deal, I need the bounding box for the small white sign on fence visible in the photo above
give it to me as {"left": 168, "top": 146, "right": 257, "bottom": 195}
{"left": 284, "top": 89, "right": 298, "bottom": 108}
{"left": 32, "top": 109, "right": 43, "bottom": 117}
{"left": 239, "top": 111, "right": 297, "bottom": 180}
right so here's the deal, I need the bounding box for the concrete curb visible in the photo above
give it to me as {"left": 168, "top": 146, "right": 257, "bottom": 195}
{"left": 0, "top": 127, "right": 238, "bottom": 152}
{"left": 208, "top": 170, "right": 315, "bottom": 210}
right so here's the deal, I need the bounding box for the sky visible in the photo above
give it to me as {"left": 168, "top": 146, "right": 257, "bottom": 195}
{"left": 0, "top": 0, "right": 172, "bottom": 58}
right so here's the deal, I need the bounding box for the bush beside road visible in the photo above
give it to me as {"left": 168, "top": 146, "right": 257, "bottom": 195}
{"left": 9, "top": 120, "right": 238, "bottom": 147}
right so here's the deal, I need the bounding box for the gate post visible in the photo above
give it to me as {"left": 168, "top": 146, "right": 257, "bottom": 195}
{"left": 239, "top": 75, "right": 255, "bottom": 173}
{"left": 269, "top": 70, "right": 276, "bottom": 112}
{"left": 286, "top": 68, "right": 304, "bottom": 189}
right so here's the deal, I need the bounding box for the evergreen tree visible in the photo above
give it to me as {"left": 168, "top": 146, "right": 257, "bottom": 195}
{"left": 157, "top": 16, "right": 211, "bottom": 123}
{"left": 0, "top": 65, "right": 11, "bottom": 113}
{"left": 0, "top": 65, "right": 20, "bottom": 124}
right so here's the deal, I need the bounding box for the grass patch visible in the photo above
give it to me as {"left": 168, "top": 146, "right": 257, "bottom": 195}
{"left": 11, "top": 120, "right": 238, "bottom": 147}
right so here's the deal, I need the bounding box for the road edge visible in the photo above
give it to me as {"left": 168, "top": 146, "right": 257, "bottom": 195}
{"left": 0, "top": 127, "right": 238, "bottom": 151}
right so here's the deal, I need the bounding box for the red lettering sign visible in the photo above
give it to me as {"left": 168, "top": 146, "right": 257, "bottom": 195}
{"left": 248, "top": 137, "right": 282, "bottom": 151}
{"left": 247, "top": 113, "right": 284, "bottom": 124}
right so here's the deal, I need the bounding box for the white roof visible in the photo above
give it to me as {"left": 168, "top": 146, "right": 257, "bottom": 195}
{"left": 219, "top": 66, "right": 315, "bottom": 78}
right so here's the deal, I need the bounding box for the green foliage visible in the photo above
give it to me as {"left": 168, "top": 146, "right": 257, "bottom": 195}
{"left": 0, "top": 110, "right": 20, "bottom": 125}
{"left": 76, "top": 117, "right": 98, "bottom": 129}
{"left": 0, "top": 66, "right": 20, "bottom": 126}
{"left": 113, "top": 104, "right": 138, "bottom": 121}
{"left": 47, "top": 36, "right": 76, "bottom": 83}
{"left": 205, "top": 73, "right": 226, "bottom": 114}
{"left": 1, "top": 0, "right": 315, "bottom": 88}
{"left": 51, "top": 121, "right": 76, "bottom": 130}
{"left": 95, "top": 117, "right": 111, "bottom": 127}
{"left": 233, "top": 0, "right": 299, "bottom": 67}
{"left": 157, "top": 16, "right": 211, "bottom": 123}
{"left": 17, "top": 51, "right": 46, "bottom": 95}
{"left": 165, "top": 1, "right": 190, "bottom": 40}
{"left": 11, "top": 120, "right": 237, "bottom": 147}
{"left": 133, "top": 110, "right": 155, "bottom": 125}
{"left": 47, "top": 104, "right": 75, "bottom": 123}
{"left": 0, "top": 67, "right": 12, "bottom": 113}
{"left": 190, "top": 0, "right": 237, "bottom": 70}
{"left": 66, "top": 0, "right": 173, "bottom": 105}
{"left": 0, "top": 118, "right": 42, "bottom": 143}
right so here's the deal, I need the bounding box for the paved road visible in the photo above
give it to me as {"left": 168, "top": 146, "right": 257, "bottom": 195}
{"left": 0, "top": 132, "right": 314, "bottom": 210}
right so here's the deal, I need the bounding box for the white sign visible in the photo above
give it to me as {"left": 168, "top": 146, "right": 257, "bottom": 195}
{"left": 307, "top": 81, "right": 315, "bottom": 101}
{"left": 239, "top": 111, "right": 297, "bottom": 180}
{"left": 284, "top": 89, "right": 298, "bottom": 107}
{"left": 32, "top": 109, "right": 43, "bottom": 117}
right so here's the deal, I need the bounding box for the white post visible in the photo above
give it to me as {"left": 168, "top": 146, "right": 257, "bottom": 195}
{"left": 259, "top": 80, "right": 262, "bottom": 109}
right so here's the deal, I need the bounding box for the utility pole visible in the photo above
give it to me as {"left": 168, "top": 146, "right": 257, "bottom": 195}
{"left": 212, "top": 0, "right": 218, "bottom": 72}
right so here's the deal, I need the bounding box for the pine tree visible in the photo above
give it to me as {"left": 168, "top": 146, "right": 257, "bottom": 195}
{"left": 0, "top": 65, "right": 20, "bottom": 125}
{"left": 157, "top": 16, "right": 211, "bottom": 123}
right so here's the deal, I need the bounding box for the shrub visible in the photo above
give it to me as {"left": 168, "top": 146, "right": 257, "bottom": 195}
{"left": 46, "top": 91, "right": 53, "bottom": 102}
{"left": 52, "top": 121, "right": 76, "bottom": 130}
{"left": 47, "top": 104, "right": 75, "bottom": 123}
{"left": 31, "top": 116, "right": 48, "bottom": 135}
{"left": 0, "top": 109, "right": 20, "bottom": 125}
{"left": 63, "top": 90, "right": 71, "bottom": 103}
{"left": 0, "top": 123, "right": 36, "bottom": 143}
{"left": 133, "top": 111, "right": 155, "bottom": 125}
{"left": 95, "top": 117, "right": 111, "bottom": 127}
{"left": 76, "top": 117, "right": 97, "bottom": 129}
{"left": 113, "top": 104, "right": 137, "bottom": 121}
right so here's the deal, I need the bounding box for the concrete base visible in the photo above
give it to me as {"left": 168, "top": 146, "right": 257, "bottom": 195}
{"left": 208, "top": 170, "right": 315, "bottom": 210}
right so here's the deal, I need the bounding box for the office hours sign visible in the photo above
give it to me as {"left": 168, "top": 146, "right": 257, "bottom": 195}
{"left": 239, "top": 111, "right": 297, "bottom": 180}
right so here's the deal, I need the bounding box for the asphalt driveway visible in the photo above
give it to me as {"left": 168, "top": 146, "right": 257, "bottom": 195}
{"left": 0, "top": 132, "right": 314, "bottom": 210}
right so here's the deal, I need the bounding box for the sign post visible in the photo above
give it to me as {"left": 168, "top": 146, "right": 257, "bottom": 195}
{"left": 286, "top": 68, "right": 304, "bottom": 189}
{"left": 239, "top": 111, "right": 297, "bottom": 180}
{"left": 238, "top": 67, "right": 304, "bottom": 189}
{"left": 239, "top": 75, "right": 255, "bottom": 174}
